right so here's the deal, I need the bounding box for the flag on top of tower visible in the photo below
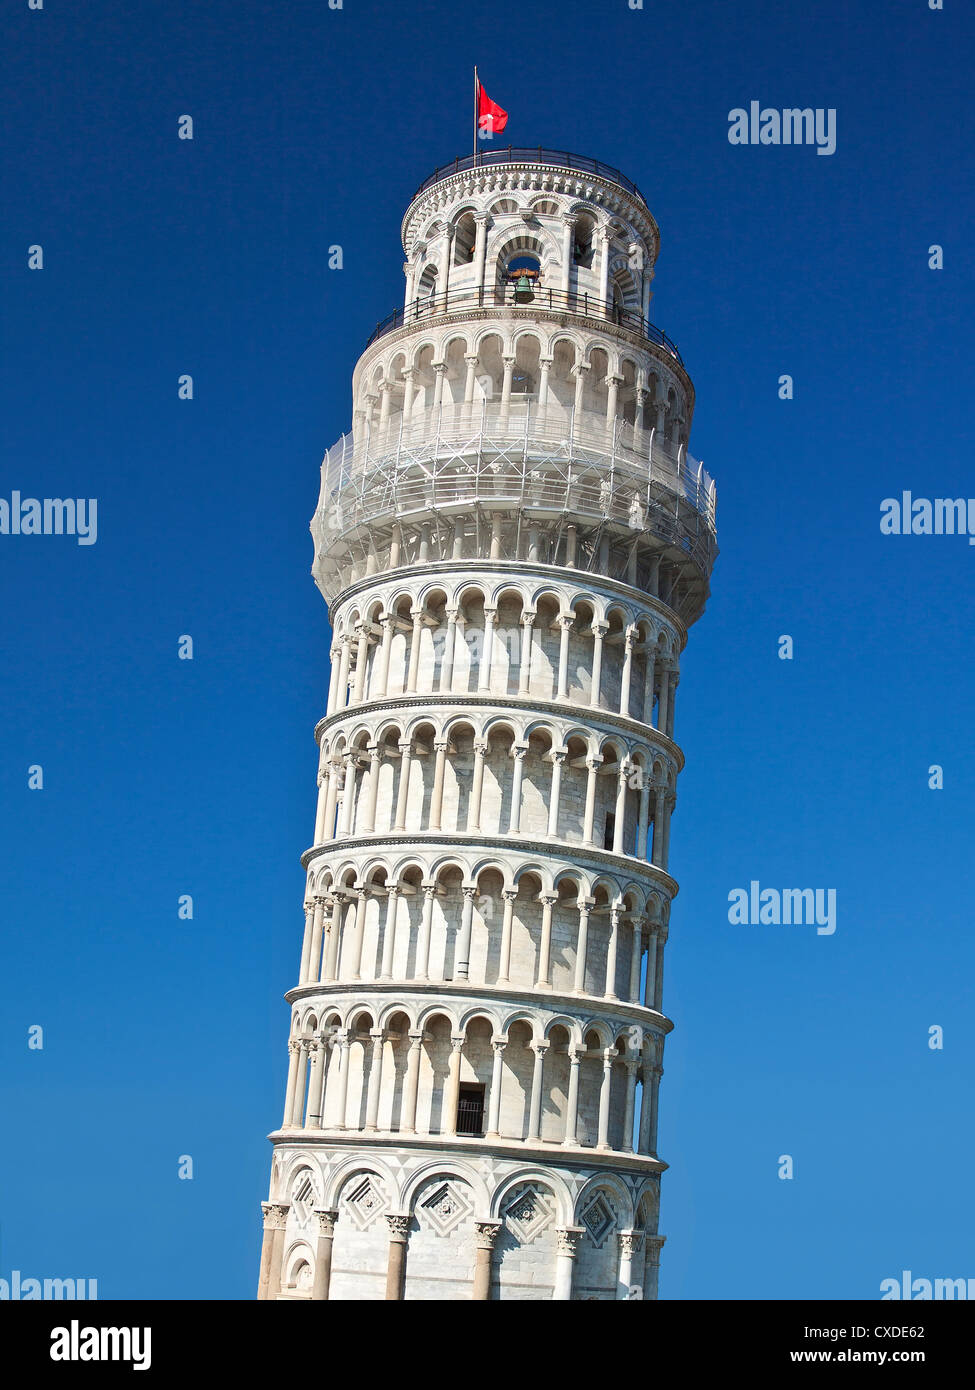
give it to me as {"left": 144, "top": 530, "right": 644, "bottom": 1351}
{"left": 476, "top": 73, "right": 508, "bottom": 138}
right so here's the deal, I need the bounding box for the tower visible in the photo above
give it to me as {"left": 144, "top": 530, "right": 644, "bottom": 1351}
{"left": 257, "top": 148, "right": 717, "bottom": 1301}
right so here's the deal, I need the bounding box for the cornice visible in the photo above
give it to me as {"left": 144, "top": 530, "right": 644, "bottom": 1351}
{"left": 313, "top": 690, "right": 686, "bottom": 775}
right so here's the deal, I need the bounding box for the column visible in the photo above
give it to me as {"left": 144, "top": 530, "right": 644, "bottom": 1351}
{"left": 613, "top": 765, "right": 628, "bottom": 855}
{"left": 629, "top": 920, "right": 643, "bottom": 1002}
{"left": 651, "top": 787, "right": 666, "bottom": 867}
{"left": 538, "top": 357, "right": 552, "bottom": 408}
{"left": 376, "top": 616, "right": 395, "bottom": 697}
{"left": 323, "top": 894, "right": 343, "bottom": 982}
{"left": 439, "top": 225, "right": 453, "bottom": 301}
{"left": 637, "top": 773, "right": 651, "bottom": 862}
{"left": 336, "top": 635, "right": 352, "bottom": 710}
{"left": 653, "top": 927, "right": 667, "bottom": 1011}
{"left": 428, "top": 739, "right": 449, "bottom": 831}
{"left": 472, "top": 1222, "right": 501, "bottom": 1301}
{"left": 657, "top": 663, "right": 671, "bottom": 735}
{"left": 378, "top": 379, "right": 392, "bottom": 431}
{"left": 478, "top": 608, "right": 497, "bottom": 691}
{"left": 473, "top": 213, "right": 489, "bottom": 299}
{"left": 590, "top": 623, "right": 606, "bottom": 707}
{"left": 597, "top": 1049, "right": 614, "bottom": 1150}
{"left": 351, "top": 624, "right": 370, "bottom": 703}
{"left": 384, "top": 1215, "right": 410, "bottom": 1301}
{"left": 322, "top": 760, "right": 339, "bottom": 841}
{"left": 643, "top": 927, "right": 658, "bottom": 1008}
{"left": 291, "top": 1039, "right": 309, "bottom": 1127}
{"left": 619, "top": 629, "right": 635, "bottom": 716}
{"left": 662, "top": 794, "right": 674, "bottom": 869}
{"left": 311, "top": 1210, "right": 338, "bottom": 1301}
{"left": 455, "top": 886, "right": 477, "bottom": 981}
{"left": 635, "top": 387, "right": 647, "bottom": 433}
{"left": 563, "top": 1048, "right": 581, "bottom": 1145}
{"left": 338, "top": 755, "right": 358, "bottom": 836}
{"left": 638, "top": 1060, "right": 653, "bottom": 1153}
{"left": 497, "top": 889, "right": 517, "bottom": 985}
{"left": 443, "top": 1036, "right": 464, "bottom": 1136}
{"left": 547, "top": 751, "right": 565, "bottom": 838}
{"left": 604, "top": 907, "right": 620, "bottom": 999}
{"left": 485, "top": 1040, "right": 506, "bottom": 1138}
{"left": 573, "top": 900, "right": 591, "bottom": 994}
{"left": 642, "top": 643, "right": 657, "bottom": 725}
{"left": 598, "top": 226, "right": 611, "bottom": 308}
{"left": 361, "top": 744, "right": 382, "bottom": 833}
{"left": 554, "top": 614, "right": 573, "bottom": 699}
{"left": 582, "top": 756, "right": 601, "bottom": 846}
{"left": 553, "top": 1228, "right": 584, "bottom": 1301}
{"left": 572, "top": 363, "right": 588, "bottom": 419}
{"left": 325, "top": 648, "right": 341, "bottom": 715}
{"left": 463, "top": 353, "right": 479, "bottom": 406}
{"left": 500, "top": 355, "right": 515, "bottom": 413}
{"left": 297, "top": 901, "right": 315, "bottom": 984}
{"left": 406, "top": 607, "right": 424, "bottom": 693}
{"left": 536, "top": 893, "right": 557, "bottom": 989}
{"left": 364, "top": 1029, "right": 385, "bottom": 1131}
{"left": 648, "top": 1065, "right": 663, "bottom": 1155}
{"left": 617, "top": 1231, "right": 637, "bottom": 1300}
{"left": 415, "top": 883, "right": 436, "bottom": 981}
{"left": 379, "top": 885, "right": 399, "bottom": 980}
{"left": 401, "top": 1031, "right": 423, "bottom": 1134}
{"left": 440, "top": 609, "right": 459, "bottom": 692}
{"left": 621, "top": 1061, "right": 638, "bottom": 1153}
{"left": 643, "top": 1235, "right": 666, "bottom": 1301}
{"left": 333, "top": 1032, "right": 351, "bottom": 1130}
{"left": 527, "top": 1042, "right": 549, "bottom": 1141}
{"left": 257, "top": 1203, "right": 289, "bottom": 1301}
{"left": 313, "top": 769, "right": 329, "bottom": 843}
{"left": 282, "top": 1039, "right": 301, "bottom": 1128}
{"left": 393, "top": 740, "right": 413, "bottom": 831}
{"left": 560, "top": 214, "right": 576, "bottom": 294}
{"left": 306, "top": 1033, "right": 327, "bottom": 1128}
{"left": 518, "top": 612, "right": 535, "bottom": 695}
{"left": 401, "top": 367, "right": 415, "bottom": 418}
{"left": 666, "top": 671, "right": 678, "bottom": 740}
{"left": 348, "top": 888, "right": 367, "bottom": 980}
{"left": 467, "top": 741, "right": 487, "bottom": 831}
{"left": 432, "top": 361, "right": 447, "bottom": 410}
{"left": 508, "top": 743, "right": 527, "bottom": 834}
{"left": 605, "top": 374, "right": 621, "bottom": 428}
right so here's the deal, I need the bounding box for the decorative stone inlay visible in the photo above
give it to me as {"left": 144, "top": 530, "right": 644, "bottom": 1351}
{"left": 343, "top": 1175, "right": 389, "bottom": 1231}
{"left": 580, "top": 1192, "right": 616, "bottom": 1248}
{"left": 417, "top": 1180, "right": 474, "bottom": 1237}
{"left": 503, "top": 1182, "right": 556, "bottom": 1244}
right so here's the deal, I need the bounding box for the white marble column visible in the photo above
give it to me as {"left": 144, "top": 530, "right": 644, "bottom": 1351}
{"left": 443, "top": 1035, "right": 465, "bottom": 1136}
{"left": 596, "top": 1048, "right": 614, "bottom": 1150}
{"left": 526, "top": 1042, "right": 549, "bottom": 1141}
{"left": 553, "top": 1228, "right": 583, "bottom": 1301}
{"left": 536, "top": 892, "right": 557, "bottom": 989}
{"left": 497, "top": 888, "right": 517, "bottom": 984}
{"left": 508, "top": 743, "right": 527, "bottom": 833}
{"left": 485, "top": 1039, "right": 506, "bottom": 1138}
{"left": 467, "top": 740, "right": 487, "bottom": 831}
{"left": 393, "top": 739, "right": 413, "bottom": 832}
{"left": 563, "top": 1048, "right": 582, "bottom": 1145}
{"left": 401, "top": 1031, "right": 423, "bottom": 1134}
{"left": 455, "top": 885, "right": 477, "bottom": 981}
{"left": 364, "top": 1029, "right": 385, "bottom": 1131}
{"left": 582, "top": 755, "right": 602, "bottom": 846}
{"left": 379, "top": 886, "right": 400, "bottom": 980}
{"left": 590, "top": 622, "right": 606, "bottom": 707}
{"left": 547, "top": 751, "right": 566, "bottom": 838}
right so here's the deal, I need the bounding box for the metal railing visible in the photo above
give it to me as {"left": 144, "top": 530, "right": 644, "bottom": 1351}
{"left": 312, "top": 399, "right": 717, "bottom": 578}
{"left": 364, "top": 284, "right": 683, "bottom": 363}
{"left": 410, "top": 147, "right": 649, "bottom": 208}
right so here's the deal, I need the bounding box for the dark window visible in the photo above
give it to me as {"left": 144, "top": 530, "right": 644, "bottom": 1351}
{"left": 456, "top": 1083, "right": 485, "bottom": 1135}
{"left": 604, "top": 812, "right": 616, "bottom": 850}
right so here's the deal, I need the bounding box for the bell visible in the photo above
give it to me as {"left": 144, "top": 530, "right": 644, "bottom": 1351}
{"left": 513, "top": 273, "right": 534, "bottom": 303}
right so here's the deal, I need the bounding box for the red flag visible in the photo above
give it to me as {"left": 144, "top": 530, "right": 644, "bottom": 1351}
{"left": 477, "top": 82, "right": 508, "bottom": 137}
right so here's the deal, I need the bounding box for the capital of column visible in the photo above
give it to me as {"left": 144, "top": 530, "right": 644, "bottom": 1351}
{"left": 474, "top": 1219, "right": 502, "bottom": 1250}
{"left": 313, "top": 1208, "right": 339, "bottom": 1238}
{"left": 556, "top": 1227, "right": 585, "bottom": 1258}
{"left": 386, "top": 1213, "right": 411, "bottom": 1243}
{"left": 261, "top": 1202, "right": 289, "bottom": 1231}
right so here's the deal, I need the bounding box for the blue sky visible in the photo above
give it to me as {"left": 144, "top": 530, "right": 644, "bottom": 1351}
{"left": 2, "top": 0, "right": 973, "bottom": 1299}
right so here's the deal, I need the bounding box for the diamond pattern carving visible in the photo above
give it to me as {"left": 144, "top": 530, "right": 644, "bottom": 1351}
{"left": 503, "top": 1183, "right": 556, "bottom": 1244}
{"left": 580, "top": 1193, "right": 616, "bottom": 1248}
{"left": 343, "top": 1175, "right": 389, "bottom": 1231}
{"left": 417, "top": 1181, "right": 473, "bottom": 1237}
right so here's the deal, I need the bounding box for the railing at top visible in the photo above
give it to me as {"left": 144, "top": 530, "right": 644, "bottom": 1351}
{"left": 410, "top": 148, "right": 650, "bottom": 208}
{"left": 364, "top": 284, "right": 683, "bottom": 364}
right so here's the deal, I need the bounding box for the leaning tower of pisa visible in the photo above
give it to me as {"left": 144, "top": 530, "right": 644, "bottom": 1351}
{"left": 256, "top": 148, "right": 717, "bottom": 1302}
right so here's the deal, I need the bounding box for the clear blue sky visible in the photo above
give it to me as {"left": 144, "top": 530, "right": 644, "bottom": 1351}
{"left": 2, "top": 0, "right": 973, "bottom": 1299}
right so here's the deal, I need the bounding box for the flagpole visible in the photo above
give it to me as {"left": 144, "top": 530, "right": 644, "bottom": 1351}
{"left": 473, "top": 66, "right": 478, "bottom": 167}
